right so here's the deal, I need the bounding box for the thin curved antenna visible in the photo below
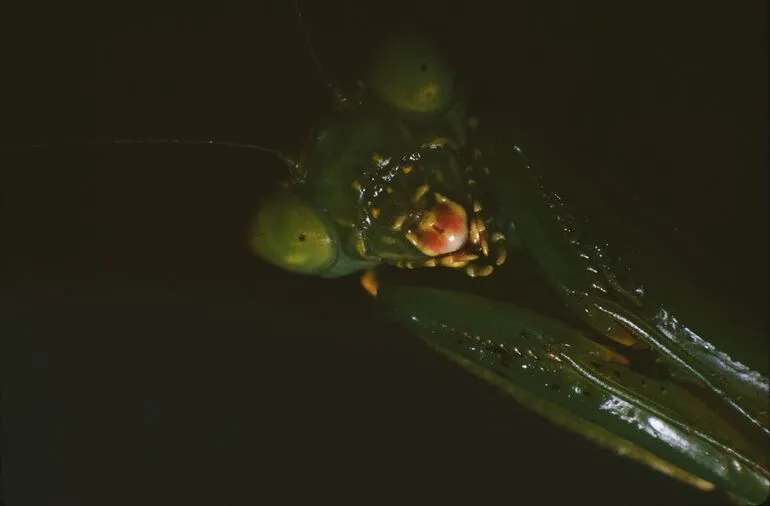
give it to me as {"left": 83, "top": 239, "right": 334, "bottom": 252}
{"left": 2, "top": 138, "right": 298, "bottom": 170}
{"left": 294, "top": 0, "right": 349, "bottom": 105}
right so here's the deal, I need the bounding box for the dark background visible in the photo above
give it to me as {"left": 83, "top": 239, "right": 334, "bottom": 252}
{"left": 1, "top": 1, "right": 767, "bottom": 505}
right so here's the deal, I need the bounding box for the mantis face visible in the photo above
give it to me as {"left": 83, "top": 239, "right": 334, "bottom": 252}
{"left": 250, "top": 34, "right": 502, "bottom": 279}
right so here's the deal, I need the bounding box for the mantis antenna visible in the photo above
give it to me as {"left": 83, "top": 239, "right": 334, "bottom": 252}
{"left": 1, "top": 6, "right": 359, "bottom": 176}
{"left": 293, "top": 0, "right": 350, "bottom": 105}
{"left": 1, "top": 138, "right": 299, "bottom": 171}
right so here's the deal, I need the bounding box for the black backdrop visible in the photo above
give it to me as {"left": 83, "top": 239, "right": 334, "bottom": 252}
{"left": 2, "top": 1, "right": 767, "bottom": 505}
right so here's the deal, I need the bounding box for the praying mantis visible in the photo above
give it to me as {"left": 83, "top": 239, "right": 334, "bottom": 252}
{"left": 247, "top": 4, "right": 769, "bottom": 504}
{"left": 4, "top": 1, "right": 767, "bottom": 503}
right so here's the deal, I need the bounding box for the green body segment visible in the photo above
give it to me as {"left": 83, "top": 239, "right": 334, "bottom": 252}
{"left": 378, "top": 284, "right": 769, "bottom": 504}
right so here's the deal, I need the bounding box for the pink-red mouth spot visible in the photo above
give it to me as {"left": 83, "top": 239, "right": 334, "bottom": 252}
{"left": 410, "top": 201, "right": 468, "bottom": 256}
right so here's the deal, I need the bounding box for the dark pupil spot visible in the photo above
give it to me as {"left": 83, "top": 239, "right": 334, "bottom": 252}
{"left": 298, "top": 234, "right": 307, "bottom": 242}
{"left": 420, "top": 62, "right": 428, "bottom": 72}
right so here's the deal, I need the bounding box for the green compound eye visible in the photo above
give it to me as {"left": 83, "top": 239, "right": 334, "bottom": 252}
{"left": 364, "top": 33, "right": 457, "bottom": 114}
{"left": 249, "top": 191, "right": 338, "bottom": 275}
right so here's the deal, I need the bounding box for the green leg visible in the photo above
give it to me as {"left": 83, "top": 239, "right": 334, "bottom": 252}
{"left": 478, "top": 133, "right": 769, "bottom": 436}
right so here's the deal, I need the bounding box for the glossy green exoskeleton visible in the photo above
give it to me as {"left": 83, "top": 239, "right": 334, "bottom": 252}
{"left": 249, "top": 33, "right": 769, "bottom": 504}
